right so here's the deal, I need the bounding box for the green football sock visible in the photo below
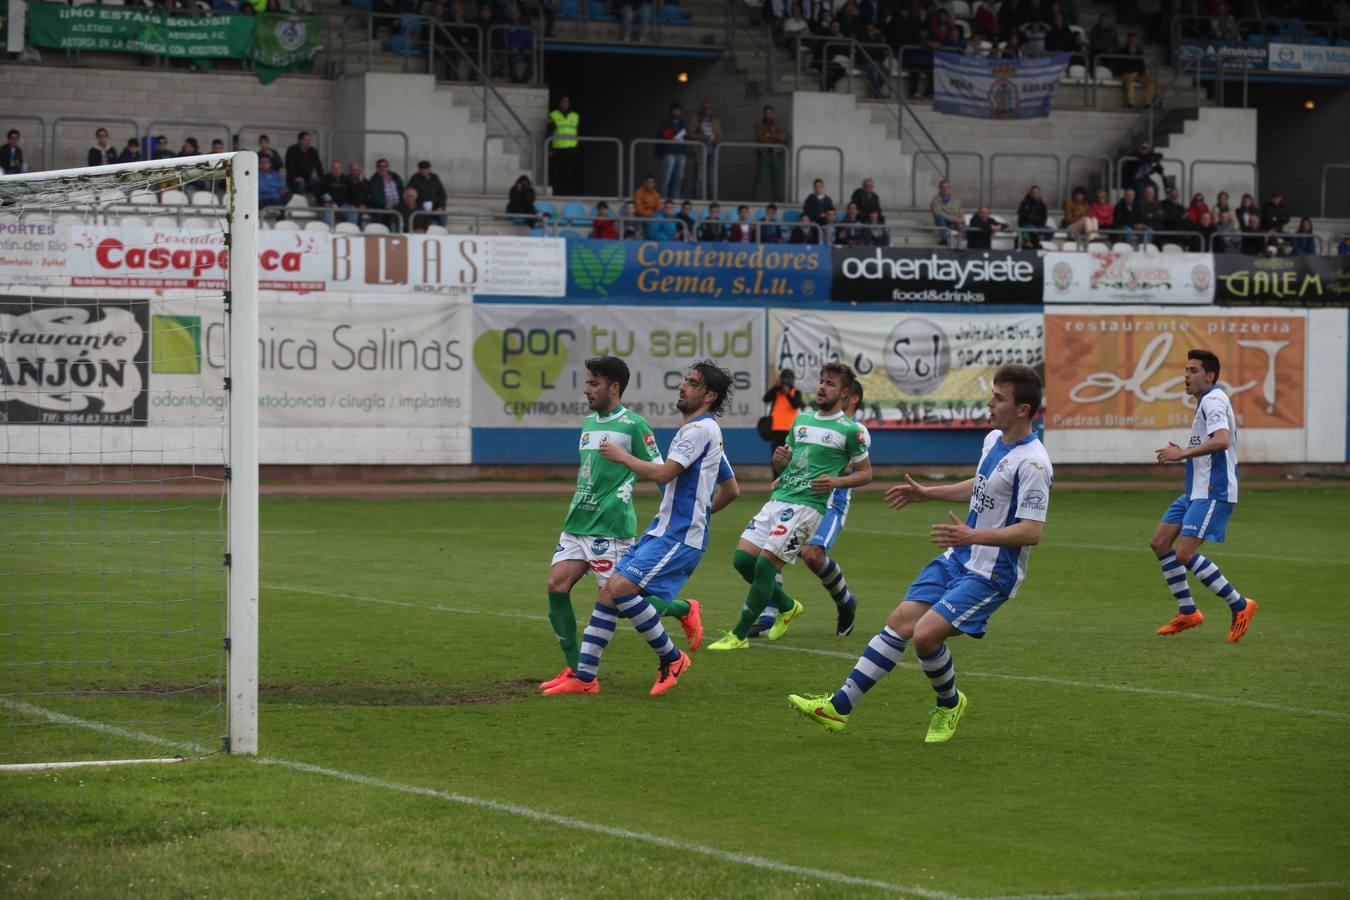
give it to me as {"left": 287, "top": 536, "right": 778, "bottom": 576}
{"left": 733, "top": 556, "right": 782, "bottom": 639}
{"left": 547, "top": 591, "right": 579, "bottom": 671}
{"left": 771, "top": 583, "right": 796, "bottom": 613}
{"left": 732, "top": 548, "right": 757, "bottom": 584}
{"left": 646, "top": 595, "right": 691, "bottom": 618}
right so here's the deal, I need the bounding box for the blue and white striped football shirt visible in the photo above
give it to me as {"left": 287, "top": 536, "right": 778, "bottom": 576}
{"left": 644, "top": 415, "right": 725, "bottom": 551}
{"left": 1185, "top": 387, "right": 1239, "bottom": 503}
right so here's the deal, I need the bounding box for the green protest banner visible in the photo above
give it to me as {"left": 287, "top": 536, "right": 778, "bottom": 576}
{"left": 251, "top": 13, "right": 324, "bottom": 85}
{"left": 26, "top": 3, "right": 253, "bottom": 58}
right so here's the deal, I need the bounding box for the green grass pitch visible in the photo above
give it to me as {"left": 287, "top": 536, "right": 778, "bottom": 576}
{"left": 2, "top": 486, "right": 1349, "bottom": 898}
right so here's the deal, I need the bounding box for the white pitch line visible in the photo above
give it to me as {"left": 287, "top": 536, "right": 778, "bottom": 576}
{"left": 266, "top": 584, "right": 1350, "bottom": 722}
{"left": 849, "top": 529, "right": 1350, "bottom": 567}
{"left": 4, "top": 699, "right": 1346, "bottom": 900}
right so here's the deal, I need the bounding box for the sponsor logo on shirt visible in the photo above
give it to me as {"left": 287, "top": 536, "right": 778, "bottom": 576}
{"left": 590, "top": 538, "right": 610, "bottom": 555}
{"left": 580, "top": 432, "right": 591, "bottom": 447}
{"left": 1021, "top": 490, "right": 1047, "bottom": 511}
{"left": 996, "top": 458, "right": 1011, "bottom": 473}
{"left": 779, "top": 507, "right": 796, "bottom": 522}
{"left": 971, "top": 476, "right": 996, "bottom": 512}
{"left": 771, "top": 524, "right": 789, "bottom": 537}
{"left": 797, "top": 426, "right": 808, "bottom": 439}
{"left": 644, "top": 433, "right": 659, "bottom": 453}
{"left": 589, "top": 559, "right": 614, "bottom": 574}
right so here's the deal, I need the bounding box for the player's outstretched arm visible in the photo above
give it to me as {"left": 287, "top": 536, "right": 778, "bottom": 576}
{"left": 599, "top": 442, "right": 687, "bottom": 485}
{"left": 711, "top": 477, "right": 741, "bottom": 513}
{"left": 1156, "top": 428, "right": 1230, "bottom": 463}
{"left": 930, "top": 512, "right": 1044, "bottom": 549}
{"left": 885, "top": 474, "right": 975, "bottom": 509}
{"left": 811, "top": 457, "right": 873, "bottom": 493}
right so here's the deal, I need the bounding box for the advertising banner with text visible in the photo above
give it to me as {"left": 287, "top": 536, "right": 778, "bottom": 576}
{"left": 563, "top": 240, "right": 829, "bottom": 303}
{"left": 1044, "top": 311, "right": 1305, "bottom": 430}
{"left": 471, "top": 304, "right": 764, "bottom": 428}
{"left": 148, "top": 299, "right": 469, "bottom": 428}
{"left": 1043, "top": 250, "right": 1215, "bottom": 305}
{"left": 833, "top": 248, "right": 1042, "bottom": 305}
{"left": 1214, "top": 253, "right": 1350, "bottom": 307}
{"left": 0, "top": 223, "right": 565, "bottom": 297}
{"left": 769, "top": 308, "right": 1044, "bottom": 429}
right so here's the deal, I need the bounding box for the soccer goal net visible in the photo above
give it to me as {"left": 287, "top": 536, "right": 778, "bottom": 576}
{"left": 0, "top": 153, "right": 258, "bottom": 769}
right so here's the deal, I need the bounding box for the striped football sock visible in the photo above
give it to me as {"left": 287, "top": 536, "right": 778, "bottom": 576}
{"left": 817, "top": 558, "right": 855, "bottom": 609}
{"left": 614, "top": 594, "right": 682, "bottom": 665}
{"left": 918, "top": 644, "right": 958, "bottom": 709}
{"left": 831, "top": 627, "right": 908, "bottom": 715}
{"left": 575, "top": 603, "right": 618, "bottom": 683}
{"left": 1158, "top": 551, "right": 1197, "bottom": 614}
{"left": 1185, "top": 554, "right": 1247, "bottom": 612}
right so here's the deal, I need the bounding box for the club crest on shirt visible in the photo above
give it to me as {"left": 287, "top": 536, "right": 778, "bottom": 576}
{"left": 591, "top": 538, "right": 610, "bottom": 555}
{"left": 779, "top": 507, "right": 796, "bottom": 522}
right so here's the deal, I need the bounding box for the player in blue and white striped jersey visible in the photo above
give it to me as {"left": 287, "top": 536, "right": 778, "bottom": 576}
{"left": 1151, "top": 349, "right": 1258, "bottom": 644}
{"left": 543, "top": 360, "right": 741, "bottom": 698}
{"left": 751, "top": 379, "right": 867, "bottom": 639}
{"left": 789, "top": 365, "right": 1051, "bottom": 743}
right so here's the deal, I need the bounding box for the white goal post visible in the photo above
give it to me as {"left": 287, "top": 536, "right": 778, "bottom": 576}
{"left": 0, "top": 152, "right": 258, "bottom": 766}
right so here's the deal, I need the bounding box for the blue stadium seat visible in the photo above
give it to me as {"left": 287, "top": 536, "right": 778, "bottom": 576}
{"left": 558, "top": 0, "right": 579, "bottom": 18}
{"left": 390, "top": 34, "right": 424, "bottom": 55}
{"left": 561, "top": 201, "right": 587, "bottom": 223}
{"left": 783, "top": 209, "right": 803, "bottom": 223}
{"left": 661, "top": 4, "right": 690, "bottom": 25}
{"left": 753, "top": 208, "right": 766, "bottom": 220}
{"left": 560, "top": 228, "right": 585, "bottom": 240}
{"left": 1246, "top": 33, "right": 1265, "bottom": 43}
{"left": 530, "top": 228, "right": 547, "bottom": 237}
{"left": 587, "top": 1, "right": 617, "bottom": 22}
{"left": 400, "top": 13, "right": 423, "bottom": 33}
{"left": 535, "top": 201, "right": 558, "bottom": 219}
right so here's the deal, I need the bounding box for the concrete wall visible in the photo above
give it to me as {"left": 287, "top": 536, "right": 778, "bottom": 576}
{"left": 1254, "top": 84, "right": 1350, "bottom": 219}
{"left": 1158, "top": 107, "right": 1258, "bottom": 206}
{"left": 789, "top": 91, "right": 905, "bottom": 212}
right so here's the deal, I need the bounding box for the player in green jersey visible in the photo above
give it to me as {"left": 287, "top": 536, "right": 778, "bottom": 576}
{"left": 707, "top": 362, "right": 873, "bottom": 651}
{"left": 540, "top": 356, "right": 705, "bottom": 691}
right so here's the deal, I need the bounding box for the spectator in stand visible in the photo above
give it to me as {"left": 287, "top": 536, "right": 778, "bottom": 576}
{"left": 368, "top": 158, "right": 405, "bottom": 212}
{"left": 1238, "top": 204, "right": 1264, "bottom": 255}
{"left": 1000, "top": 31, "right": 1024, "bottom": 58}
{"left": 864, "top": 209, "right": 889, "bottom": 246}
{"left": 117, "top": 138, "right": 143, "bottom": 164}
{"left": 615, "top": 0, "right": 654, "bottom": 42}
{"left": 178, "top": 138, "right": 201, "bottom": 158}
{"left": 1290, "top": 217, "right": 1317, "bottom": 256}
{"left": 1213, "top": 210, "right": 1239, "bottom": 253}
{"left": 153, "top": 136, "right": 174, "bottom": 161}
{"left": 1213, "top": 191, "right": 1230, "bottom": 217}
{"left": 753, "top": 105, "right": 788, "bottom": 202}
{"left": 284, "top": 132, "right": 324, "bottom": 198}
{"left": 1211, "top": 1, "right": 1239, "bottom": 40}
{"left": 257, "top": 154, "right": 291, "bottom": 208}
{"left": 1134, "top": 184, "right": 1164, "bottom": 245}
{"left": 210, "top": 138, "right": 225, "bottom": 155}
{"left": 633, "top": 173, "right": 661, "bottom": 218}
{"left": 675, "top": 200, "right": 697, "bottom": 240}
{"left": 1114, "top": 33, "right": 1155, "bottom": 108}
{"left": 1022, "top": 17, "right": 1048, "bottom": 53}
{"left": 730, "top": 205, "right": 757, "bottom": 243}
{"left": 648, "top": 199, "right": 680, "bottom": 241}
{"left": 1338, "top": 236, "right": 1350, "bottom": 257}
{"left": 655, "top": 103, "right": 689, "bottom": 201}
{"left": 320, "top": 160, "right": 351, "bottom": 221}
{"left": 444, "top": 1, "right": 480, "bottom": 81}
{"left": 256, "top": 135, "right": 284, "bottom": 173}
{"left": 931, "top": 179, "right": 965, "bottom": 246}
{"left": 966, "top": 205, "right": 1004, "bottom": 249}
{"left": 1236, "top": 192, "right": 1257, "bottom": 223}
{"left": 547, "top": 95, "right": 582, "bottom": 196}
{"left": 836, "top": 0, "right": 861, "bottom": 36}
{"left": 1, "top": 130, "right": 23, "bottom": 175}
{"left": 1062, "top": 187, "right": 1101, "bottom": 241}
{"left": 790, "top": 208, "right": 818, "bottom": 243}
{"left": 803, "top": 178, "right": 835, "bottom": 225}
{"left": 765, "top": 0, "right": 789, "bottom": 43}
{"left": 1186, "top": 192, "right": 1209, "bottom": 225}
{"left": 907, "top": 24, "right": 938, "bottom": 97}
{"left": 693, "top": 100, "right": 723, "bottom": 201}
{"left": 1123, "top": 139, "right": 1163, "bottom": 197}
{"left": 622, "top": 200, "right": 642, "bottom": 239}
{"left": 885, "top": 2, "right": 916, "bottom": 53}
{"left": 783, "top": 3, "right": 810, "bottom": 46}
{"left": 1161, "top": 186, "right": 1189, "bottom": 237}
{"left": 850, "top": 177, "right": 883, "bottom": 220}
{"left": 408, "top": 160, "right": 448, "bottom": 225}
{"left": 504, "top": 6, "right": 534, "bottom": 83}
{"left": 1112, "top": 187, "right": 1139, "bottom": 245}
{"left": 507, "top": 174, "right": 539, "bottom": 227}
{"left": 1260, "top": 191, "right": 1290, "bottom": 234}
{"left": 591, "top": 201, "right": 619, "bottom": 239}
{"left": 699, "top": 202, "right": 728, "bottom": 242}
{"left": 861, "top": 23, "right": 893, "bottom": 97}
{"left": 1017, "top": 184, "right": 1051, "bottom": 249}
{"left": 973, "top": 0, "right": 1001, "bottom": 39}
{"left": 1045, "top": 9, "right": 1081, "bottom": 52}
{"left": 1189, "top": 210, "right": 1216, "bottom": 252}
{"left": 821, "top": 206, "right": 840, "bottom": 245}
{"left": 1088, "top": 13, "right": 1119, "bottom": 59}
{"left": 398, "top": 186, "right": 426, "bottom": 233}
{"left": 836, "top": 201, "right": 865, "bottom": 246}
{"left": 762, "top": 204, "right": 785, "bottom": 243}
{"left": 88, "top": 129, "right": 117, "bottom": 167}
{"left": 347, "top": 162, "right": 370, "bottom": 221}
{"left": 1091, "top": 189, "right": 1114, "bottom": 233}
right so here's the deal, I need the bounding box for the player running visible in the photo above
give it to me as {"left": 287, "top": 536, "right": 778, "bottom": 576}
{"left": 749, "top": 379, "right": 867, "bottom": 639}
{"left": 539, "top": 356, "right": 706, "bottom": 693}
{"left": 544, "top": 360, "right": 740, "bottom": 697}
{"left": 788, "top": 365, "right": 1051, "bottom": 743}
{"left": 1150, "top": 349, "right": 1258, "bottom": 643}
{"left": 707, "top": 363, "right": 872, "bottom": 651}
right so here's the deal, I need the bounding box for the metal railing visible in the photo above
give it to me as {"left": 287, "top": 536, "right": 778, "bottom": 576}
{"left": 910, "top": 150, "right": 985, "bottom": 209}
{"left": 710, "top": 141, "right": 791, "bottom": 205}
{"left": 1320, "top": 164, "right": 1350, "bottom": 218}
{"left": 486, "top": 23, "right": 544, "bottom": 87}
{"left": 793, "top": 145, "right": 844, "bottom": 206}
{"left": 628, "top": 139, "right": 707, "bottom": 195}
{"left": 542, "top": 135, "right": 624, "bottom": 199}
{"left": 1, "top": 115, "right": 48, "bottom": 172}
{"left": 1187, "top": 160, "right": 1258, "bottom": 208}
{"left": 327, "top": 129, "right": 411, "bottom": 191}
{"left": 1063, "top": 154, "right": 1113, "bottom": 200}
{"left": 51, "top": 115, "right": 140, "bottom": 172}
{"left": 990, "top": 153, "right": 1063, "bottom": 209}
{"left": 1117, "top": 155, "right": 1186, "bottom": 203}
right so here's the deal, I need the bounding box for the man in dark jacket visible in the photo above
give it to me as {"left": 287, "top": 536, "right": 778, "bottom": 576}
{"left": 965, "top": 205, "right": 1005, "bottom": 249}
{"left": 1112, "top": 186, "right": 1139, "bottom": 243}
{"left": 1260, "top": 192, "right": 1290, "bottom": 233}
{"left": 116, "top": 138, "right": 143, "bottom": 165}
{"left": 655, "top": 103, "right": 689, "bottom": 201}
{"left": 803, "top": 178, "right": 835, "bottom": 225}
{"left": 407, "top": 160, "right": 449, "bottom": 225}
{"left": 284, "top": 132, "right": 324, "bottom": 199}
{"left": 1133, "top": 185, "right": 1165, "bottom": 246}
{"left": 1016, "top": 185, "right": 1050, "bottom": 249}
{"left": 1160, "top": 186, "right": 1188, "bottom": 239}
{"left": 849, "top": 178, "right": 883, "bottom": 220}
{"left": 88, "top": 128, "right": 117, "bottom": 167}
{"left": 367, "top": 158, "right": 405, "bottom": 212}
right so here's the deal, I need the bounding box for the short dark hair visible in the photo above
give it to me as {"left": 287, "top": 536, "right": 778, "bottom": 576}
{"left": 597, "top": 200, "right": 609, "bottom": 211}
{"left": 6, "top": 130, "right": 18, "bottom": 139}
{"left": 820, "top": 362, "right": 857, "bottom": 392}
{"left": 850, "top": 380, "right": 864, "bottom": 407}
{"left": 1188, "top": 349, "right": 1220, "bottom": 383}
{"left": 376, "top": 158, "right": 390, "bottom": 167}
{"left": 764, "top": 104, "right": 775, "bottom": 113}
{"left": 993, "top": 364, "right": 1043, "bottom": 415}
{"left": 690, "top": 359, "right": 733, "bottom": 417}
{"left": 586, "top": 355, "right": 631, "bottom": 395}
{"left": 259, "top": 134, "right": 270, "bottom": 142}
{"left": 299, "top": 131, "right": 311, "bottom": 140}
